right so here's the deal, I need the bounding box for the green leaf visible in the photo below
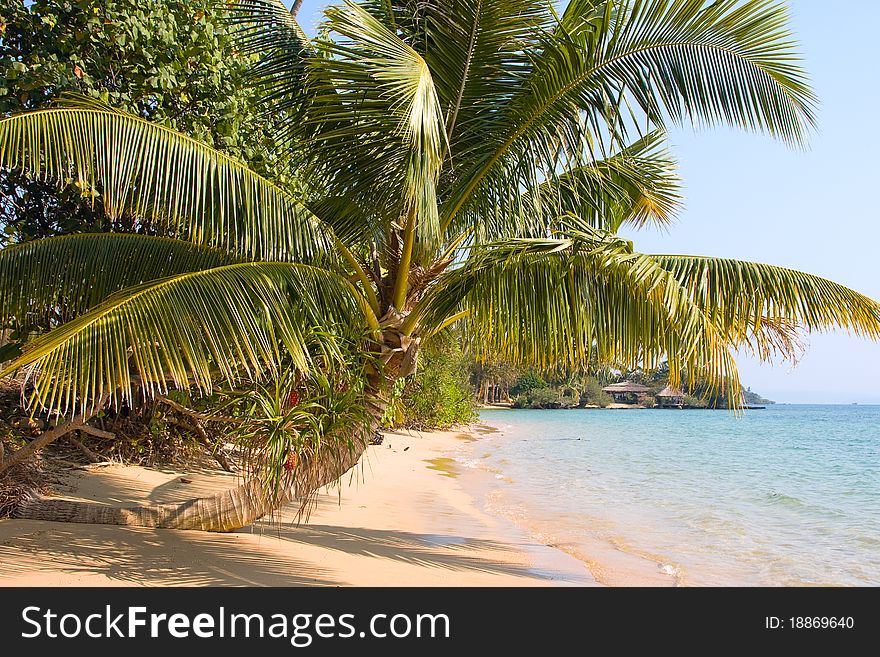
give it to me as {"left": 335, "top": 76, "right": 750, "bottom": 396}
{"left": 1, "top": 262, "right": 368, "bottom": 414}
{"left": 0, "top": 233, "right": 238, "bottom": 326}
{"left": 656, "top": 255, "right": 880, "bottom": 359}
{"left": 0, "top": 106, "right": 333, "bottom": 262}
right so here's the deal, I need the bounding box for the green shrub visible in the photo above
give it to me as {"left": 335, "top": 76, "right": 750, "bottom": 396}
{"left": 581, "top": 378, "right": 613, "bottom": 407}
{"left": 683, "top": 394, "right": 709, "bottom": 408}
{"left": 510, "top": 370, "right": 546, "bottom": 396}
{"left": 511, "top": 386, "right": 578, "bottom": 409}
{"left": 396, "top": 341, "right": 478, "bottom": 430}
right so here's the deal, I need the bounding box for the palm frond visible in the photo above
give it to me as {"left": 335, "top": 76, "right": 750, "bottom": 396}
{"left": 441, "top": 0, "right": 816, "bottom": 231}
{"left": 0, "top": 107, "right": 331, "bottom": 262}
{"left": 549, "top": 130, "right": 682, "bottom": 232}
{"left": 306, "top": 1, "right": 445, "bottom": 257}
{"left": 0, "top": 233, "right": 237, "bottom": 327}
{"left": 1, "top": 263, "right": 367, "bottom": 415}
{"left": 223, "top": 0, "right": 312, "bottom": 140}
{"left": 411, "top": 0, "right": 549, "bottom": 152}
{"left": 421, "top": 224, "right": 739, "bottom": 394}
{"left": 481, "top": 130, "right": 681, "bottom": 242}
{"left": 657, "top": 255, "right": 880, "bottom": 358}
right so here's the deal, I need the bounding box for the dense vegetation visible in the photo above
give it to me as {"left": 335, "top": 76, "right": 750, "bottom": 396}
{"left": 476, "top": 362, "right": 774, "bottom": 409}
{"left": 384, "top": 338, "right": 478, "bottom": 430}
{"left": 0, "top": 0, "right": 281, "bottom": 249}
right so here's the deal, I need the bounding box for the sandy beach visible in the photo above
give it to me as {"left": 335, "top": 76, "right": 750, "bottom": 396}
{"left": 0, "top": 428, "right": 594, "bottom": 587}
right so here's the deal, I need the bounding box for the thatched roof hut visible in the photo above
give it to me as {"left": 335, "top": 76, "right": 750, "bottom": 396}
{"left": 602, "top": 382, "right": 651, "bottom": 394}
{"left": 602, "top": 382, "right": 651, "bottom": 404}
{"left": 657, "top": 386, "right": 684, "bottom": 398}
{"left": 656, "top": 386, "right": 685, "bottom": 408}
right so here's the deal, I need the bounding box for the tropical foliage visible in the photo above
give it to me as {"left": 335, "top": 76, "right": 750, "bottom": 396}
{"left": 1, "top": 0, "right": 879, "bottom": 529}
{"left": 0, "top": 0, "right": 284, "bottom": 247}
{"left": 392, "top": 337, "right": 477, "bottom": 430}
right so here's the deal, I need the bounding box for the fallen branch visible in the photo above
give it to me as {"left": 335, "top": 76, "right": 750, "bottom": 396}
{"left": 67, "top": 434, "right": 103, "bottom": 464}
{"left": 0, "top": 415, "right": 89, "bottom": 475}
{"left": 157, "top": 396, "right": 244, "bottom": 425}
{"left": 78, "top": 425, "right": 116, "bottom": 440}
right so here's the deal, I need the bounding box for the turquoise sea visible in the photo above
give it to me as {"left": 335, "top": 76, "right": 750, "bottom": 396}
{"left": 464, "top": 406, "right": 880, "bottom": 586}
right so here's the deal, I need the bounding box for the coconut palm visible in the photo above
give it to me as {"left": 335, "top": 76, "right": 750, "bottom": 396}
{"left": 1, "top": 0, "right": 879, "bottom": 531}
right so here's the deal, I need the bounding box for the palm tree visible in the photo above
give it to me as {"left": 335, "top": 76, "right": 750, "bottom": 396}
{"left": 1, "top": 0, "right": 878, "bottom": 531}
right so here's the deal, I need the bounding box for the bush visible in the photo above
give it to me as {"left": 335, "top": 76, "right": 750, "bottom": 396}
{"left": 396, "top": 341, "right": 478, "bottom": 430}
{"left": 683, "top": 394, "right": 708, "bottom": 409}
{"left": 512, "top": 394, "right": 529, "bottom": 409}
{"left": 510, "top": 370, "right": 546, "bottom": 397}
{"left": 581, "top": 378, "right": 612, "bottom": 408}
{"left": 511, "top": 387, "right": 577, "bottom": 409}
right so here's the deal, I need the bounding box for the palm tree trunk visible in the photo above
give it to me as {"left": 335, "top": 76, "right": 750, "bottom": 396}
{"left": 14, "top": 319, "right": 418, "bottom": 532}
{"left": 14, "top": 387, "right": 390, "bottom": 532}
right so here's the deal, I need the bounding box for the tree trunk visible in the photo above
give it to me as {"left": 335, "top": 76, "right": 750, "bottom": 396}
{"left": 13, "top": 315, "right": 420, "bottom": 532}
{"left": 0, "top": 414, "right": 91, "bottom": 474}
{"left": 12, "top": 329, "right": 412, "bottom": 533}
{"left": 15, "top": 391, "right": 389, "bottom": 532}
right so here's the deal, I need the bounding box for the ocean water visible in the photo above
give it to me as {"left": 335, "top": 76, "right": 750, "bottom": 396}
{"left": 460, "top": 406, "right": 880, "bottom": 586}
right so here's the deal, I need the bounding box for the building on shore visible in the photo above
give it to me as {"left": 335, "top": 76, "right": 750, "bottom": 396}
{"left": 656, "top": 386, "right": 686, "bottom": 409}
{"left": 602, "top": 382, "right": 651, "bottom": 406}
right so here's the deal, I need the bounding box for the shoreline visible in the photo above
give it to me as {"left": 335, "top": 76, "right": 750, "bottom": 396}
{"left": 0, "top": 428, "right": 594, "bottom": 587}
{"left": 449, "top": 422, "right": 680, "bottom": 586}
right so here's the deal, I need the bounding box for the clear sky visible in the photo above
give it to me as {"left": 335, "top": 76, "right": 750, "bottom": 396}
{"left": 292, "top": 1, "right": 880, "bottom": 404}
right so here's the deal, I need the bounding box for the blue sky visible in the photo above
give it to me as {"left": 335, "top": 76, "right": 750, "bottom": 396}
{"left": 292, "top": 1, "right": 880, "bottom": 403}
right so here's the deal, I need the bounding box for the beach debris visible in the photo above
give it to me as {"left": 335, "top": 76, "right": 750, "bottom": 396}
{"left": 369, "top": 431, "right": 384, "bottom": 446}
{"left": 404, "top": 446, "right": 410, "bottom": 451}
{"left": 179, "top": 477, "right": 193, "bottom": 484}
{"left": 11, "top": 417, "right": 44, "bottom": 431}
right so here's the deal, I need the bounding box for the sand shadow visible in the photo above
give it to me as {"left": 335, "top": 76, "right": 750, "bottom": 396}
{"left": 0, "top": 520, "right": 340, "bottom": 586}
{"left": 265, "top": 523, "right": 553, "bottom": 580}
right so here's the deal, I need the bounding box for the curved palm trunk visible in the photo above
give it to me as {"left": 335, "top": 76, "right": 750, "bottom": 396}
{"left": 14, "top": 438, "right": 369, "bottom": 532}
{"left": 15, "top": 394, "right": 386, "bottom": 532}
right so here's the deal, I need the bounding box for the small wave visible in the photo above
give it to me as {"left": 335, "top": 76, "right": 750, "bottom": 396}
{"left": 766, "top": 491, "right": 805, "bottom": 506}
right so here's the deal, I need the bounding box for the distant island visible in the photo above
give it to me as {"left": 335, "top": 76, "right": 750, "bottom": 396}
{"left": 741, "top": 388, "right": 776, "bottom": 407}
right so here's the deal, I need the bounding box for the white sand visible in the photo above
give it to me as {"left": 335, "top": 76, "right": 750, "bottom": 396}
{"left": 0, "top": 429, "right": 595, "bottom": 587}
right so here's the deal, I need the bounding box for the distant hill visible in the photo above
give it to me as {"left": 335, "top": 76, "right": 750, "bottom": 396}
{"left": 742, "top": 388, "right": 775, "bottom": 406}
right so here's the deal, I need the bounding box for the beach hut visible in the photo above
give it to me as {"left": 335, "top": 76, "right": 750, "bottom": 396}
{"left": 602, "top": 382, "right": 651, "bottom": 405}
{"left": 656, "top": 386, "right": 685, "bottom": 409}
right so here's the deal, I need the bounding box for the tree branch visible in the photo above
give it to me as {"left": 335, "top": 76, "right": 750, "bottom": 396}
{"left": 157, "top": 396, "right": 245, "bottom": 425}
{"left": 78, "top": 424, "right": 116, "bottom": 440}
{"left": 67, "top": 434, "right": 103, "bottom": 463}
{"left": 0, "top": 415, "right": 89, "bottom": 474}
